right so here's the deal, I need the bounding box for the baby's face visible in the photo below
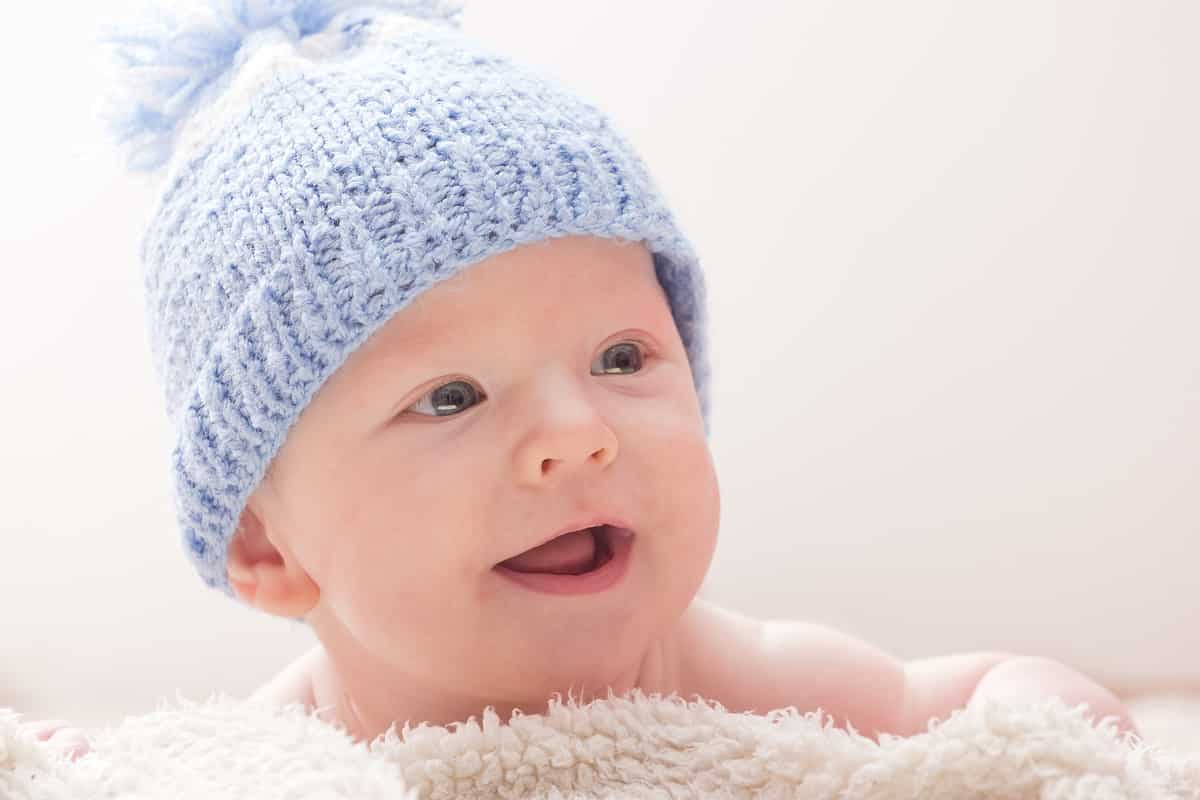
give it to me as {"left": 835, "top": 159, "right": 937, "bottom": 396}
{"left": 249, "top": 234, "right": 719, "bottom": 702}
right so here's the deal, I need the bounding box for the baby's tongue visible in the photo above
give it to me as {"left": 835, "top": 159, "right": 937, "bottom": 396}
{"left": 500, "top": 529, "right": 596, "bottom": 574}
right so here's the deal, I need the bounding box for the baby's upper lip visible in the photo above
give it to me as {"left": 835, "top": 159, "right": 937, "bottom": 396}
{"left": 496, "top": 514, "right": 635, "bottom": 565}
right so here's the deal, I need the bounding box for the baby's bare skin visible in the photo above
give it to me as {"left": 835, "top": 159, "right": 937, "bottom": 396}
{"left": 230, "top": 235, "right": 1138, "bottom": 745}
{"left": 250, "top": 596, "right": 1137, "bottom": 742}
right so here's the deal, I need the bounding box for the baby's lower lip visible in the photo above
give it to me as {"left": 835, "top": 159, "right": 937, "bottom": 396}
{"left": 493, "top": 527, "right": 634, "bottom": 596}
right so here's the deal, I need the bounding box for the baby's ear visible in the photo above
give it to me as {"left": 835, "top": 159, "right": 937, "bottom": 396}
{"left": 227, "top": 504, "right": 320, "bottom": 618}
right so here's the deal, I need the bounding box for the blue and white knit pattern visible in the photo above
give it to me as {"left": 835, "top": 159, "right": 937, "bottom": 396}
{"left": 97, "top": 0, "right": 711, "bottom": 598}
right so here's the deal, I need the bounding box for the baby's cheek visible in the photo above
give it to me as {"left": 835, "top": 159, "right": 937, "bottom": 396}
{"left": 328, "top": 566, "right": 441, "bottom": 668}
{"left": 645, "top": 433, "right": 720, "bottom": 595}
{"left": 666, "top": 438, "right": 719, "bottom": 535}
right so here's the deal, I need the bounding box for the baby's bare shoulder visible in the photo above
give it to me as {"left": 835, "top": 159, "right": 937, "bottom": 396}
{"left": 668, "top": 598, "right": 770, "bottom": 711}
{"left": 671, "top": 598, "right": 907, "bottom": 736}
{"left": 248, "top": 644, "right": 320, "bottom": 710}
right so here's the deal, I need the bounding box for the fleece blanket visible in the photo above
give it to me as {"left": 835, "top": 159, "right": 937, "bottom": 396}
{"left": 2, "top": 691, "right": 1198, "bottom": 799}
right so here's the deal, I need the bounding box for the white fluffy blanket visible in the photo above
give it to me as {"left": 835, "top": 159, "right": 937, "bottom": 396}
{"left": 2, "top": 691, "right": 1197, "bottom": 799}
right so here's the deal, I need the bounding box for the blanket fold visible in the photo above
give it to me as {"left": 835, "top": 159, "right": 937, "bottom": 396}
{"left": 2, "top": 691, "right": 1197, "bottom": 799}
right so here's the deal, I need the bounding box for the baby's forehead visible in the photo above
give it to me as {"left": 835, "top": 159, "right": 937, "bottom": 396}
{"left": 385, "top": 242, "right": 663, "bottom": 335}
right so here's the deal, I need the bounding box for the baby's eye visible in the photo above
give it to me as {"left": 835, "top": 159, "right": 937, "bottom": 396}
{"left": 404, "top": 341, "right": 649, "bottom": 418}
{"left": 591, "top": 341, "right": 646, "bottom": 376}
{"left": 406, "top": 379, "right": 485, "bottom": 417}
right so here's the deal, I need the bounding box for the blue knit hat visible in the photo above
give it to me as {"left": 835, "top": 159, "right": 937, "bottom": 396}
{"left": 96, "top": 0, "right": 712, "bottom": 600}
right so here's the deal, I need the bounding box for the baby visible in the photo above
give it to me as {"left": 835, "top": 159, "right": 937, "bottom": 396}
{"left": 230, "top": 233, "right": 1138, "bottom": 745}
{"left": 31, "top": 0, "right": 1137, "bottom": 756}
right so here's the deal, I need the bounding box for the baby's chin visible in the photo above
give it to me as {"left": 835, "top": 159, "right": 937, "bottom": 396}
{"left": 483, "top": 539, "right": 702, "bottom": 656}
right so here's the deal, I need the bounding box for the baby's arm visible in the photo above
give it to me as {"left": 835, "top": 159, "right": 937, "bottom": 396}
{"left": 675, "top": 600, "right": 1138, "bottom": 741}
{"left": 759, "top": 616, "right": 1140, "bottom": 740}
{"left": 961, "top": 654, "right": 1139, "bottom": 737}
{"left": 759, "top": 621, "right": 1010, "bottom": 739}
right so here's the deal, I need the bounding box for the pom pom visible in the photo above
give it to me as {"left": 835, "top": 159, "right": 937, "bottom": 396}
{"left": 95, "top": 0, "right": 466, "bottom": 172}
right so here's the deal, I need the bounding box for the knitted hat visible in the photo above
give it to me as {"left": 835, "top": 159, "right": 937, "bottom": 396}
{"left": 96, "top": 0, "right": 712, "bottom": 600}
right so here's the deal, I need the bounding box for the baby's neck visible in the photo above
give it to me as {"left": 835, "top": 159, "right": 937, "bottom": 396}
{"left": 307, "top": 630, "right": 684, "bottom": 744}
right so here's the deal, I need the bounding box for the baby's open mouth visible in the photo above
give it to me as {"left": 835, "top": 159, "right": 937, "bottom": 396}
{"left": 497, "top": 525, "right": 617, "bottom": 575}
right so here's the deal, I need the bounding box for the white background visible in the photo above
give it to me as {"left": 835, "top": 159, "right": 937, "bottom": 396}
{"left": 0, "top": 1, "right": 1196, "bottom": 728}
